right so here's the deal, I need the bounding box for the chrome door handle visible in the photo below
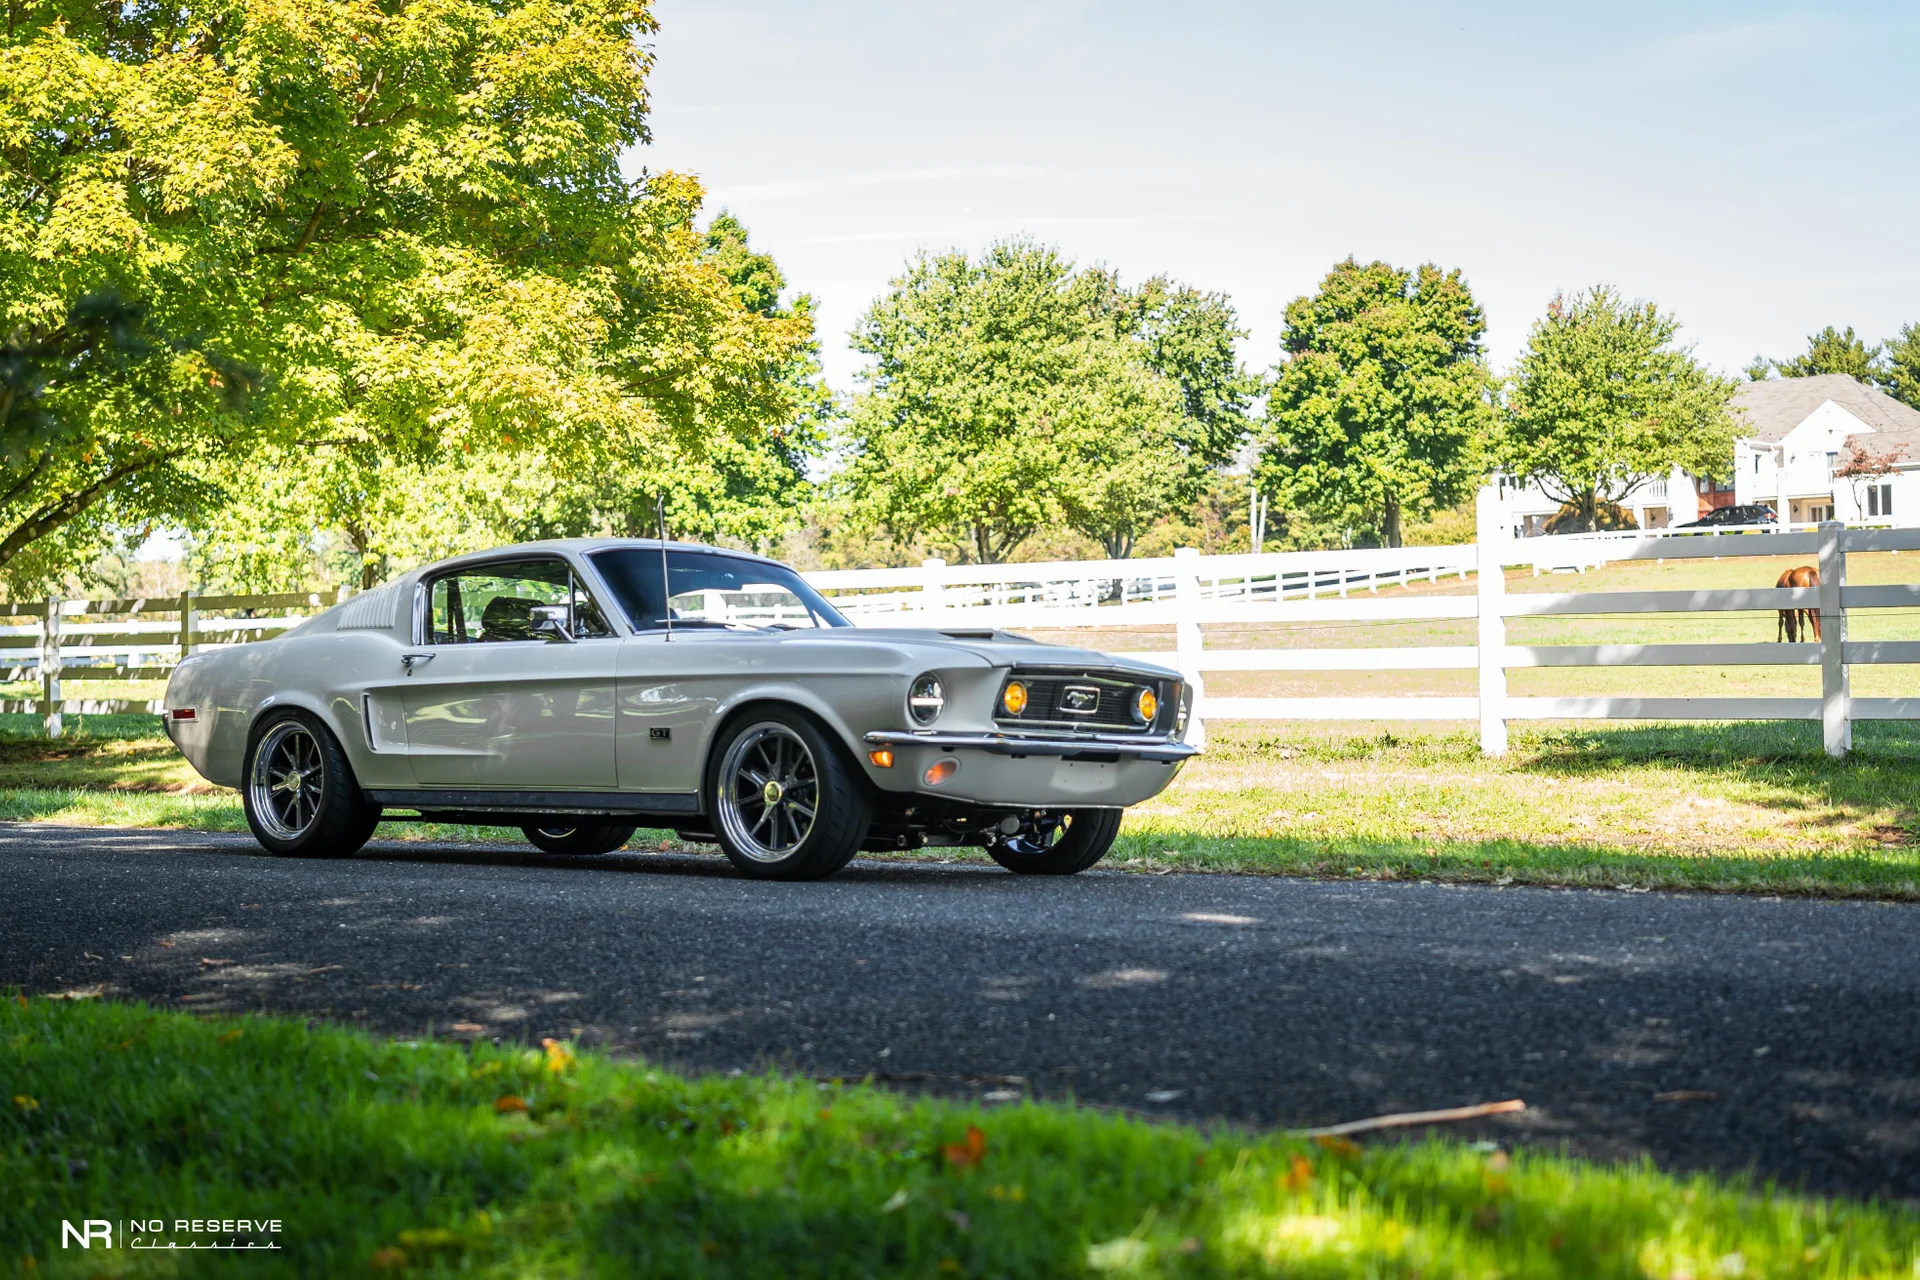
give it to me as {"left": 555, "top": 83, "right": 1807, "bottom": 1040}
{"left": 401, "top": 653, "right": 435, "bottom": 675}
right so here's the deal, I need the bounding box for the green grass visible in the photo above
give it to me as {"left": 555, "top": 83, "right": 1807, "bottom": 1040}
{"left": 4, "top": 715, "right": 1920, "bottom": 897}
{"left": 4, "top": 997, "right": 1917, "bottom": 1277}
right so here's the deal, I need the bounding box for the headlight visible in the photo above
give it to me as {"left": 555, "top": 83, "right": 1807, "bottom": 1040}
{"left": 908, "top": 673, "right": 945, "bottom": 725}
{"left": 1001, "top": 680, "right": 1029, "bottom": 716}
{"left": 1133, "top": 687, "right": 1159, "bottom": 724}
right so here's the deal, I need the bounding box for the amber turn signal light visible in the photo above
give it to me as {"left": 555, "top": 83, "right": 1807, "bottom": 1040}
{"left": 868, "top": 748, "right": 894, "bottom": 768}
{"left": 1134, "top": 688, "right": 1158, "bottom": 723}
{"left": 1000, "top": 681, "right": 1029, "bottom": 715}
{"left": 923, "top": 758, "right": 958, "bottom": 786}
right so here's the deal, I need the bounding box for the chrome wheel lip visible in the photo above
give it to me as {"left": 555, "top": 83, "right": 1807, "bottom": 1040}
{"left": 717, "top": 722, "right": 820, "bottom": 863}
{"left": 248, "top": 721, "right": 325, "bottom": 842}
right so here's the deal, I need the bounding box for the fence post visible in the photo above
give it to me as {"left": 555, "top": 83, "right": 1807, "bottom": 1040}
{"left": 41, "top": 595, "right": 61, "bottom": 739}
{"left": 178, "top": 588, "right": 198, "bottom": 661}
{"left": 919, "top": 558, "right": 945, "bottom": 616}
{"left": 1475, "top": 487, "right": 1508, "bottom": 756}
{"left": 1818, "top": 520, "right": 1849, "bottom": 757}
{"left": 1173, "top": 547, "right": 1205, "bottom": 748}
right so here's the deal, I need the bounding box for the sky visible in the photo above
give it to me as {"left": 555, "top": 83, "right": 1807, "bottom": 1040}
{"left": 632, "top": 0, "right": 1920, "bottom": 393}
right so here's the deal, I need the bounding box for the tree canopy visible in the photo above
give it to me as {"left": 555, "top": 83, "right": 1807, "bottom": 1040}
{"left": 1500, "top": 287, "right": 1735, "bottom": 530}
{"left": 839, "top": 240, "right": 1253, "bottom": 562}
{"left": 1884, "top": 323, "right": 1920, "bottom": 410}
{"left": 1770, "top": 326, "right": 1886, "bottom": 386}
{"left": 1254, "top": 258, "right": 1492, "bottom": 548}
{"left": 0, "top": 0, "right": 814, "bottom": 592}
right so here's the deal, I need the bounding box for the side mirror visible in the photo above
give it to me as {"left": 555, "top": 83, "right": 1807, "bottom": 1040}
{"left": 530, "top": 604, "right": 576, "bottom": 643}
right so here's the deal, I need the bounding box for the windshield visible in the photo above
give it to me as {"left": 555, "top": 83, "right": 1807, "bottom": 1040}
{"left": 588, "top": 548, "right": 850, "bottom": 632}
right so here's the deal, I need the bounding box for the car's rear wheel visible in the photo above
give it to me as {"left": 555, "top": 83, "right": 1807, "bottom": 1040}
{"left": 986, "top": 809, "right": 1122, "bottom": 875}
{"left": 242, "top": 711, "right": 380, "bottom": 858}
{"left": 708, "top": 709, "right": 869, "bottom": 881}
{"left": 521, "top": 823, "right": 637, "bottom": 855}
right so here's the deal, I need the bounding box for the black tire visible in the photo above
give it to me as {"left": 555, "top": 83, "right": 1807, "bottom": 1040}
{"left": 986, "top": 809, "right": 1123, "bottom": 875}
{"left": 706, "top": 707, "right": 870, "bottom": 881}
{"left": 521, "top": 823, "right": 637, "bottom": 855}
{"left": 242, "top": 710, "right": 381, "bottom": 858}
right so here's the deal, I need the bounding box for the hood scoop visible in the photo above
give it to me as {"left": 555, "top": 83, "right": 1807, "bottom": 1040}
{"left": 938, "top": 628, "right": 1034, "bottom": 643}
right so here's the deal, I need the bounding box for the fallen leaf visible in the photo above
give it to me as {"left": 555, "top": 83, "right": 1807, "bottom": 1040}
{"left": 1312, "top": 1134, "right": 1361, "bottom": 1159}
{"left": 156, "top": 940, "right": 176, "bottom": 948}
{"left": 450, "top": 1022, "right": 484, "bottom": 1034}
{"left": 942, "top": 1124, "right": 987, "bottom": 1170}
{"left": 1282, "top": 1152, "right": 1313, "bottom": 1191}
{"left": 540, "top": 1038, "right": 574, "bottom": 1074}
{"left": 1653, "top": 1089, "right": 1720, "bottom": 1103}
{"left": 494, "top": 1095, "right": 528, "bottom": 1114}
{"left": 217, "top": 1029, "right": 243, "bottom": 1044}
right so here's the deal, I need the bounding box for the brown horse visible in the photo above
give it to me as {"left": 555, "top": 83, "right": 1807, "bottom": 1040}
{"left": 1776, "top": 566, "right": 1821, "bottom": 642}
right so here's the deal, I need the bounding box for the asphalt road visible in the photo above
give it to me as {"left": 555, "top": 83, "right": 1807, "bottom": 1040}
{"left": 4, "top": 824, "right": 1917, "bottom": 1199}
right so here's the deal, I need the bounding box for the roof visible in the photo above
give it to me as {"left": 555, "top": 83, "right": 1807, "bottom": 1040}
{"left": 394, "top": 538, "right": 787, "bottom": 585}
{"left": 1730, "top": 375, "right": 1920, "bottom": 458}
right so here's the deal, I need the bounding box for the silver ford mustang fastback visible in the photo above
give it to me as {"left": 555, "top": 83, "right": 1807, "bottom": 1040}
{"left": 163, "top": 539, "right": 1198, "bottom": 880}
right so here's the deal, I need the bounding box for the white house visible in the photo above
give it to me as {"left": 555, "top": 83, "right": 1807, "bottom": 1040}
{"left": 1494, "top": 374, "right": 1920, "bottom": 535}
{"left": 1730, "top": 374, "right": 1920, "bottom": 524}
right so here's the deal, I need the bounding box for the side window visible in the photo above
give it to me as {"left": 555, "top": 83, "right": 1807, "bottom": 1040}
{"left": 424, "top": 559, "right": 614, "bottom": 644}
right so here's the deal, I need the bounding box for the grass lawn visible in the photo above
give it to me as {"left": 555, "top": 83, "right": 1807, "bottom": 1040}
{"left": 6, "top": 551, "right": 1920, "bottom": 899}
{"left": 5, "top": 997, "right": 1917, "bottom": 1278}
{"left": 5, "top": 714, "right": 1918, "bottom": 899}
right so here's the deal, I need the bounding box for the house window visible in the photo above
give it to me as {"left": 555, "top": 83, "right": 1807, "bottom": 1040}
{"left": 1868, "top": 483, "right": 1894, "bottom": 518}
{"left": 1753, "top": 453, "right": 1762, "bottom": 474}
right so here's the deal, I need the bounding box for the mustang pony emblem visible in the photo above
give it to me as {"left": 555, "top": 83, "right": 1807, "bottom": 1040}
{"left": 1061, "top": 685, "right": 1101, "bottom": 714}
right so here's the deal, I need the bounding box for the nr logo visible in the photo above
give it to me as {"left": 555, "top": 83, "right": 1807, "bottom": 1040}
{"left": 63, "top": 1220, "right": 112, "bottom": 1248}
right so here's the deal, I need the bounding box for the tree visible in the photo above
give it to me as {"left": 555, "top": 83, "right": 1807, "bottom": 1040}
{"left": 1254, "top": 258, "right": 1493, "bottom": 548}
{"left": 1500, "top": 287, "right": 1736, "bottom": 532}
{"left": 0, "top": 0, "right": 812, "bottom": 593}
{"left": 1771, "top": 326, "right": 1887, "bottom": 386}
{"left": 186, "top": 207, "right": 829, "bottom": 591}
{"left": 840, "top": 240, "right": 1252, "bottom": 561}
{"left": 1885, "top": 323, "right": 1920, "bottom": 410}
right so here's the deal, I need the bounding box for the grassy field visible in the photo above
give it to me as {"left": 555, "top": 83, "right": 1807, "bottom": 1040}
{"left": 5, "top": 996, "right": 1917, "bottom": 1278}
{"left": 5, "top": 551, "right": 1920, "bottom": 897}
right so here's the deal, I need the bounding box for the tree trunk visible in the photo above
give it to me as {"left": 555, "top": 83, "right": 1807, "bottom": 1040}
{"left": 1103, "top": 531, "right": 1131, "bottom": 559}
{"left": 1382, "top": 493, "right": 1403, "bottom": 549}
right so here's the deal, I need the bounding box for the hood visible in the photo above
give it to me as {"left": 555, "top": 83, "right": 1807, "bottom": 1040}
{"left": 805, "top": 626, "right": 1181, "bottom": 679}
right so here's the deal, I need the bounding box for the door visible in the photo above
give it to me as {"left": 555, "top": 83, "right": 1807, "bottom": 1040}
{"left": 401, "top": 557, "right": 618, "bottom": 790}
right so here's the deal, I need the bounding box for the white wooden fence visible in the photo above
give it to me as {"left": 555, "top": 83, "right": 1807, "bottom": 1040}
{"left": 10, "top": 493, "right": 1920, "bottom": 757}
{"left": 803, "top": 491, "right": 1920, "bottom": 759}
{"left": 3, "top": 589, "right": 349, "bottom": 736}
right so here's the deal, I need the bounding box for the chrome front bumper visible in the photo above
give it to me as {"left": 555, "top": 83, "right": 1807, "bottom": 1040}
{"left": 862, "top": 729, "right": 1200, "bottom": 763}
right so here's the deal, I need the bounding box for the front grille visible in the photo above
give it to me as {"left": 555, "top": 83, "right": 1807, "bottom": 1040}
{"left": 993, "top": 668, "right": 1164, "bottom": 734}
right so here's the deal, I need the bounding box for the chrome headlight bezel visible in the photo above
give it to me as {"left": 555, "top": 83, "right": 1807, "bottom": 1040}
{"left": 907, "top": 673, "right": 945, "bottom": 726}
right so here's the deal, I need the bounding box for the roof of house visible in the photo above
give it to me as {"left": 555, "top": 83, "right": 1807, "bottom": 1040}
{"left": 1730, "top": 375, "right": 1920, "bottom": 457}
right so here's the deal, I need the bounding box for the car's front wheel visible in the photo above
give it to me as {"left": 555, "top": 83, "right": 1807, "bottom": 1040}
{"left": 986, "top": 809, "right": 1122, "bottom": 875}
{"left": 708, "top": 709, "right": 869, "bottom": 881}
{"left": 242, "top": 711, "right": 381, "bottom": 858}
{"left": 521, "top": 823, "right": 637, "bottom": 855}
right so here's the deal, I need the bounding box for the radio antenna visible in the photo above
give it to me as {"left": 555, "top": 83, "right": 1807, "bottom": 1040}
{"left": 656, "top": 495, "right": 673, "bottom": 642}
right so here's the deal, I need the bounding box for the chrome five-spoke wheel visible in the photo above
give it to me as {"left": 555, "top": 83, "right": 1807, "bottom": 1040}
{"left": 248, "top": 719, "right": 325, "bottom": 841}
{"left": 717, "top": 722, "right": 819, "bottom": 862}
